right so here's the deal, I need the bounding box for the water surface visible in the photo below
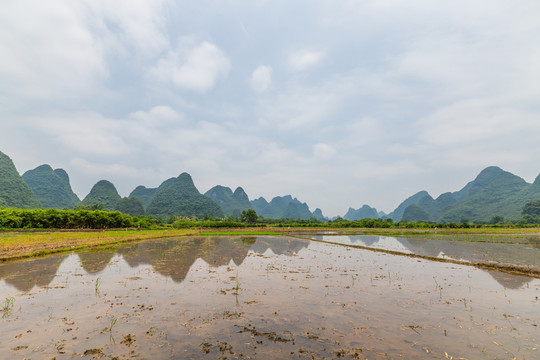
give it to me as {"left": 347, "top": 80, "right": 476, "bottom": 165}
{"left": 0, "top": 236, "right": 538, "bottom": 359}
{"left": 307, "top": 234, "right": 540, "bottom": 272}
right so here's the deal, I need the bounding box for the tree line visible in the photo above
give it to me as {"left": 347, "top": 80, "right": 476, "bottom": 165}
{"left": 0, "top": 208, "right": 160, "bottom": 229}
{"left": 1, "top": 199, "right": 539, "bottom": 230}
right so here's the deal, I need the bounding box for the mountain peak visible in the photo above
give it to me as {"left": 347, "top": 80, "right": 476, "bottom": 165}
{"left": 476, "top": 166, "right": 504, "bottom": 181}
{"left": 81, "top": 179, "right": 121, "bottom": 210}
{"left": 147, "top": 173, "right": 223, "bottom": 218}
{"left": 0, "top": 150, "right": 41, "bottom": 209}
{"left": 53, "top": 168, "right": 70, "bottom": 185}
{"left": 178, "top": 172, "right": 193, "bottom": 182}
{"left": 233, "top": 187, "right": 248, "bottom": 199}
{"left": 22, "top": 164, "right": 79, "bottom": 209}
{"left": 344, "top": 205, "right": 378, "bottom": 221}
{"left": 34, "top": 164, "right": 53, "bottom": 172}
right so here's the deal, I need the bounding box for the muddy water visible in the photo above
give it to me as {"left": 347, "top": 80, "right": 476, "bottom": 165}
{"left": 307, "top": 234, "right": 540, "bottom": 272}
{"left": 0, "top": 236, "right": 538, "bottom": 359}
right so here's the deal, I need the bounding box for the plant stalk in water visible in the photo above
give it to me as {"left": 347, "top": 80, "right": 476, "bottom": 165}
{"left": 95, "top": 276, "right": 102, "bottom": 294}
{"left": 2, "top": 297, "right": 15, "bottom": 318}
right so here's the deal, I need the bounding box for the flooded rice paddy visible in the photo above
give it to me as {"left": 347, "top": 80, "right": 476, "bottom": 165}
{"left": 0, "top": 235, "right": 538, "bottom": 359}
{"left": 305, "top": 234, "right": 540, "bottom": 272}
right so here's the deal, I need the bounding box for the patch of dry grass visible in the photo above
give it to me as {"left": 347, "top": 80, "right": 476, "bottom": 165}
{"left": 0, "top": 229, "right": 196, "bottom": 261}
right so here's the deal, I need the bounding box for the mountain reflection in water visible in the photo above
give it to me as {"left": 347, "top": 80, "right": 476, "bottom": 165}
{"left": 0, "top": 236, "right": 309, "bottom": 291}
{"left": 310, "top": 235, "right": 539, "bottom": 289}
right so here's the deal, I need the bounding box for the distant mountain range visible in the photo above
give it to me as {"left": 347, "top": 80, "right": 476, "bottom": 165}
{"left": 1, "top": 149, "right": 539, "bottom": 222}
{"left": 343, "top": 205, "right": 378, "bottom": 221}
{"left": 399, "top": 166, "right": 540, "bottom": 223}
{"left": 250, "top": 195, "right": 325, "bottom": 220}
{"left": 144, "top": 172, "right": 224, "bottom": 219}
{"left": 204, "top": 185, "right": 252, "bottom": 217}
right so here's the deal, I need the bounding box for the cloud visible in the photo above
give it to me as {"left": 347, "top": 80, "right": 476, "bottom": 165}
{"left": 0, "top": 1, "right": 107, "bottom": 100}
{"left": 415, "top": 98, "right": 540, "bottom": 145}
{"left": 0, "top": 0, "right": 172, "bottom": 102}
{"left": 344, "top": 117, "right": 387, "bottom": 147}
{"left": 71, "top": 158, "right": 139, "bottom": 177}
{"left": 313, "top": 143, "right": 336, "bottom": 159}
{"left": 286, "top": 49, "right": 325, "bottom": 71}
{"left": 86, "top": 0, "right": 169, "bottom": 56}
{"left": 128, "top": 106, "right": 185, "bottom": 126}
{"left": 249, "top": 65, "right": 272, "bottom": 92}
{"left": 150, "top": 39, "right": 231, "bottom": 93}
{"left": 30, "top": 113, "right": 132, "bottom": 156}
{"left": 258, "top": 83, "right": 340, "bottom": 130}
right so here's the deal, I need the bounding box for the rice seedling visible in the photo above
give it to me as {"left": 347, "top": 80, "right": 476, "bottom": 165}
{"left": 233, "top": 271, "right": 240, "bottom": 296}
{"left": 109, "top": 317, "right": 118, "bottom": 332}
{"left": 95, "top": 276, "right": 102, "bottom": 294}
{"left": 109, "top": 317, "right": 118, "bottom": 343}
{"left": 2, "top": 297, "right": 14, "bottom": 318}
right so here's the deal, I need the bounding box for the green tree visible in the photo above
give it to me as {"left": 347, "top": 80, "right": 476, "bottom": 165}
{"left": 522, "top": 199, "right": 540, "bottom": 217}
{"left": 75, "top": 203, "right": 104, "bottom": 211}
{"left": 240, "top": 209, "right": 257, "bottom": 224}
{"left": 489, "top": 215, "right": 504, "bottom": 224}
{"left": 114, "top": 197, "right": 145, "bottom": 216}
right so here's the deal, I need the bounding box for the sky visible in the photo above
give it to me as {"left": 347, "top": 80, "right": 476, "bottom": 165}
{"left": 1, "top": 0, "right": 540, "bottom": 217}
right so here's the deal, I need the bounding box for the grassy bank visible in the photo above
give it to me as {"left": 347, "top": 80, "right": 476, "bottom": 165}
{"left": 0, "top": 229, "right": 197, "bottom": 261}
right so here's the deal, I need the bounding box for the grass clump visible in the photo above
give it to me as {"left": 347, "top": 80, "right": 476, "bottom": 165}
{"left": 2, "top": 297, "right": 15, "bottom": 318}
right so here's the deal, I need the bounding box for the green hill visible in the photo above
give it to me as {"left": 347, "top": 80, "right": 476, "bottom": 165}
{"left": 344, "top": 205, "right": 379, "bottom": 220}
{"left": 402, "top": 204, "right": 432, "bottom": 222}
{"left": 403, "top": 192, "right": 458, "bottom": 222}
{"left": 0, "top": 151, "right": 41, "bottom": 209}
{"left": 129, "top": 178, "right": 176, "bottom": 210}
{"left": 129, "top": 186, "right": 158, "bottom": 209}
{"left": 399, "top": 166, "right": 540, "bottom": 223}
{"left": 251, "top": 197, "right": 269, "bottom": 216}
{"left": 146, "top": 173, "right": 224, "bottom": 219}
{"left": 452, "top": 166, "right": 505, "bottom": 201}
{"left": 250, "top": 195, "right": 314, "bottom": 219}
{"left": 22, "top": 164, "right": 80, "bottom": 209}
{"left": 80, "top": 180, "right": 122, "bottom": 211}
{"left": 115, "top": 197, "right": 145, "bottom": 216}
{"left": 438, "top": 168, "right": 536, "bottom": 222}
{"left": 312, "top": 208, "right": 326, "bottom": 221}
{"left": 385, "top": 190, "right": 430, "bottom": 221}
{"left": 204, "top": 185, "right": 252, "bottom": 216}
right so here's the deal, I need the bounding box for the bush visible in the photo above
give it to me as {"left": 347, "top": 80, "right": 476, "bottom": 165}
{"left": 0, "top": 208, "right": 161, "bottom": 229}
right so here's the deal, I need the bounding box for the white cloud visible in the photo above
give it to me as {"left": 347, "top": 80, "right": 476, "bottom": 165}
{"left": 258, "top": 83, "right": 340, "bottom": 130}
{"left": 415, "top": 98, "right": 540, "bottom": 145}
{"left": 86, "top": 0, "right": 169, "bottom": 56}
{"left": 345, "top": 117, "right": 387, "bottom": 147}
{"left": 150, "top": 40, "right": 231, "bottom": 93}
{"left": 128, "top": 106, "right": 185, "bottom": 126}
{"left": 313, "top": 143, "right": 336, "bottom": 159}
{"left": 71, "top": 158, "right": 139, "bottom": 177}
{"left": 0, "top": 1, "right": 107, "bottom": 100}
{"left": 249, "top": 65, "right": 272, "bottom": 92}
{"left": 30, "top": 113, "right": 132, "bottom": 156}
{"left": 287, "top": 49, "right": 325, "bottom": 71}
{"left": 0, "top": 0, "right": 173, "bottom": 101}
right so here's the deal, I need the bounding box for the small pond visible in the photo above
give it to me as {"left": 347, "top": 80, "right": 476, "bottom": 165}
{"left": 0, "top": 236, "right": 538, "bottom": 359}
